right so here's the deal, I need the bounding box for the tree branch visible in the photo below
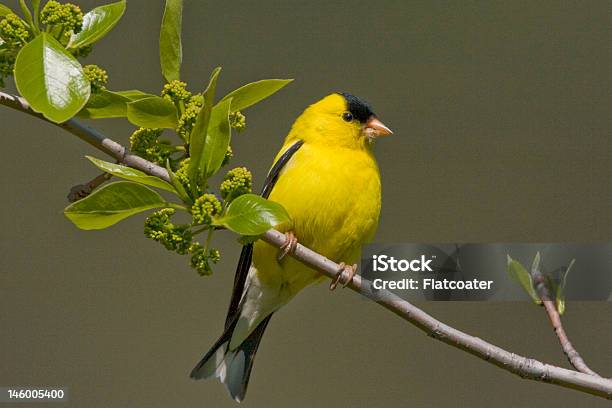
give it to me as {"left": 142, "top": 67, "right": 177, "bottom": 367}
{"left": 0, "top": 92, "right": 171, "bottom": 182}
{"left": 1, "top": 91, "right": 611, "bottom": 400}
{"left": 261, "top": 230, "right": 611, "bottom": 399}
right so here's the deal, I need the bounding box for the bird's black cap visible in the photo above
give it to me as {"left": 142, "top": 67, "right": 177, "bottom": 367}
{"left": 338, "top": 92, "right": 375, "bottom": 123}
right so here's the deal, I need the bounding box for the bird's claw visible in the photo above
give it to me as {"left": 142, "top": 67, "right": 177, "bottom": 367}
{"left": 330, "top": 262, "right": 357, "bottom": 291}
{"left": 278, "top": 231, "right": 298, "bottom": 261}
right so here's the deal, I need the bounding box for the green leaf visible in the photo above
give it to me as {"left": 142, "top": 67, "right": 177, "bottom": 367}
{"left": 127, "top": 96, "right": 178, "bottom": 129}
{"left": 200, "top": 98, "right": 232, "bottom": 178}
{"left": 64, "top": 181, "right": 166, "bottom": 230}
{"left": 531, "top": 251, "right": 542, "bottom": 275}
{"left": 507, "top": 255, "right": 541, "bottom": 304}
{"left": 215, "top": 194, "right": 290, "bottom": 235}
{"left": 77, "top": 90, "right": 130, "bottom": 118}
{"left": 14, "top": 33, "right": 90, "bottom": 123}
{"left": 68, "top": 0, "right": 126, "bottom": 49}
{"left": 188, "top": 67, "right": 220, "bottom": 186}
{"left": 115, "top": 89, "right": 156, "bottom": 100}
{"left": 220, "top": 79, "right": 293, "bottom": 112}
{"left": 159, "top": 0, "right": 182, "bottom": 83}
{"left": 86, "top": 156, "right": 176, "bottom": 193}
{"left": 556, "top": 259, "right": 575, "bottom": 315}
{"left": 555, "top": 286, "right": 565, "bottom": 315}
{"left": 0, "top": 4, "right": 13, "bottom": 17}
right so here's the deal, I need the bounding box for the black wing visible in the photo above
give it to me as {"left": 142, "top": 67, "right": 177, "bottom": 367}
{"left": 260, "top": 139, "right": 305, "bottom": 198}
{"left": 223, "top": 139, "right": 305, "bottom": 328}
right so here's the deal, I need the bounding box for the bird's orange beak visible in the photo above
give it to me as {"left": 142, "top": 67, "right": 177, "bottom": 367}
{"left": 364, "top": 116, "right": 393, "bottom": 137}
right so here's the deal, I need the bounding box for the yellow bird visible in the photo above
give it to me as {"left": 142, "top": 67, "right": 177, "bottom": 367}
{"left": 190, "top": 92, "right": 392, "bottom": 401}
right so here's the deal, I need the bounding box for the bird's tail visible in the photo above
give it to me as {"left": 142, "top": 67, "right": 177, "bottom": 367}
{"left": 190, "top": 314, "right": 273, "bottom": 402}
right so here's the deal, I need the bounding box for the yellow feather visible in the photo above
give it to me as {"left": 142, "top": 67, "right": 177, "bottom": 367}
{"left": 252, "top": 93, "right": 382, "bottom": 296}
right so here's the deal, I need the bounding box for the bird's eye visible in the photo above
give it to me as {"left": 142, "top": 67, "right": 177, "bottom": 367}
{"left": 342, "top": 112, "right": 353, "bottom": 122}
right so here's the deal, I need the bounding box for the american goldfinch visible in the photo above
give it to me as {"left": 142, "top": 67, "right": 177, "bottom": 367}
{"left": 190, "top": 92, "right": 392, "bottom": 401}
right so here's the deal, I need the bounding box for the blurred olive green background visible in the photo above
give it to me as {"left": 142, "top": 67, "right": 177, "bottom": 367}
{"left": 1, "top": 0, "right": 611, "bottom": 407}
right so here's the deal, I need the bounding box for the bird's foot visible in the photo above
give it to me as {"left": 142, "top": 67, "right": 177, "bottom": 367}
{"left": 277, "top": 231, "right": 298, "bottom": 261}
{"left": 329, "top": 262, "right": 357, "bottom": 291}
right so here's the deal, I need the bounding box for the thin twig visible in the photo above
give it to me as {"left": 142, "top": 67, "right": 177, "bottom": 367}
{"left": 1, "top": 91, "right": 611, "bottom": 400}
{"left": 531, "top": 265, "right": 602, "bottom": 377}
{"left": 67, "top": 171, "right": 112, "bottom": 202}
{"left": 542, "top": 300, "right": 601, "bottom": 377}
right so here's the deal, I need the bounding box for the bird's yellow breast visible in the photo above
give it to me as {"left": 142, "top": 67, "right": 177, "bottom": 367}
{"left": 253, "top": 142, "right": 381, "bottom": 293}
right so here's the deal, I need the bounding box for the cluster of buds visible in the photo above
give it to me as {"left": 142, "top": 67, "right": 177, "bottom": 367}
{"left": 188, "top": 243, "right": 221, "bottom": 276}
{"left": 129, "top": 128, "right": 172, "bottom": 165}
{"left": 176, "top": 94, "right": 203, "bottom": 142}
{"left": 144, "top": 208, "right": 192, "bottom": 255}
{"left": 40, "top": 1, "right": 84, "bottom": 39}
{"left": 220, "top": 167, "right": 252, "bottom": 202}
{"left": 174, "top": 157, "right": 191, "bottom": 191}
{"left": 0, "top": 14, "right": 29, "bottom": 86}
{"left": 83, "top": 64, "right": 108, "bottom": 93}
{"left": 143, "top": 207, "right": 224, "bottom": 276}
{"left": 162, "top": 80, "right": 192, "bottom": 103}
{"left": 191, "top": 193, "right": 222, "bottom": 226}
{"left": 0, "top": 14, "right": 30, "bottom": 47}
{"left": 229, "top": 111, "right": 246, "bottom": 132}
